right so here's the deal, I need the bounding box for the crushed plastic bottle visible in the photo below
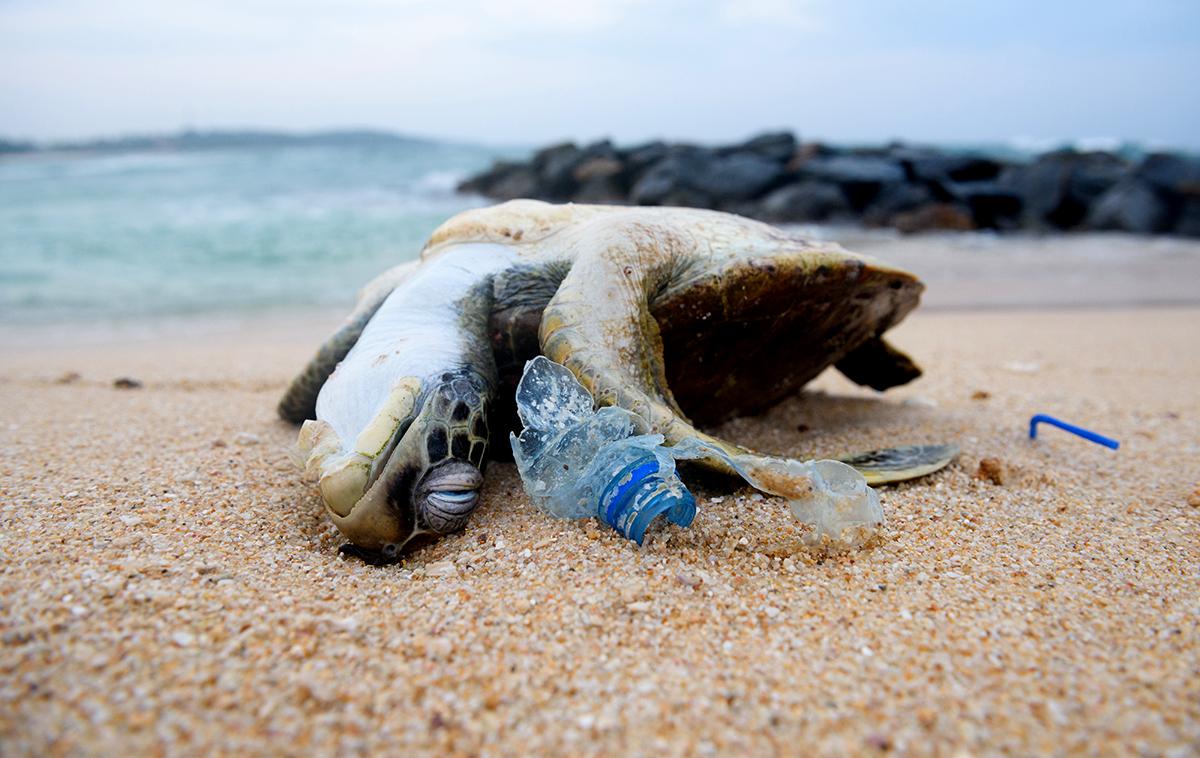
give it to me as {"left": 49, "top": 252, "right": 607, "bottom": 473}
{"left": 510, "top": 356, "right": 885, "bottom": 550}
{"left": 509, "top": 357, "right": 695, "bottom": 544}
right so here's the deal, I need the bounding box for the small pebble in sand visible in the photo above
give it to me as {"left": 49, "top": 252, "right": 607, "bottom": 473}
{"left": 971, "top": 390, "right": 991, "bottom": 400}
{"left": 903, "top": 395, "right": 938, "bottom": 408}
{"left": 675, "top": 572, "right": 703, "bottom": 588}
{"left": 112, "top": 376, "right": 143, "bottom": 389}
{"left": 976, "top": 457, "right": 1007, "bottom": 486}
{"left": 55, "top": 371, "right": 82, "bottom": 385}
{"left": 1188, "top": 486, "right": 1200, "bottom": 508}
{"left": 865, "top": 733, "right": 892, "bottom": 751}
{"left": 425, "top": 560, "right": 459, "bottom": 578}
{"left": 233, "top": 432, "right": 261, "bottom": 446}
{"left": 1003, "top": 360, "right": 1041, "bottom": 373}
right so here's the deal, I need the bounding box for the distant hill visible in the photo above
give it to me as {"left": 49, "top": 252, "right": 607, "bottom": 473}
{"left": 0, "top": 129, "right": 437, "bottom": 154}
{"left": 0, "top": 138, "right": 36, "bottom": 154}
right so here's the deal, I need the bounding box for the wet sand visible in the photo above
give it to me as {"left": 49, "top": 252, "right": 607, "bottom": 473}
{"left": 2, "top": 274, "right": 1199, "bottom": 753}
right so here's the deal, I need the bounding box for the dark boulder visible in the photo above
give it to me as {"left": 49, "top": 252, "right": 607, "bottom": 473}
{"left": 1004, "top": 158, "right": 1068, "bottom": 228}
{"left": 950, "top": 182, "right": 1023, "bottom": 229}
{"left": 620, "top": 141, "right": 673, "bottom": 182}
{"left": 1010, "top": 151, "right": 1128, "bottom": 229}
{"left": 628, "top": 152, "right": 700, "bottom": 205}
{"left": 628, "top": 168, "right": 675, "bottom": 205}
{"left": 799, "top": 154, "right": 905, "bottom": 185}
{"left": 657, "top": 187, "right": 715, "bottom": 209}
{"left": 1138, "top": 153, "right": 1200, "bottom": 196}
{"left": 693, "top": 153, "right": 786, "bottom": 199}
{"left": 1067, "top": 154, "right": 1127, "bottom": 208}
{"left": 456, "top": 161, "right": 505, "bottom": 194}
{"left": 1174, "top": 198, "right": 1200, "bottom": 237}
{"left": 530, "top": 142, "right": 578, "bottom": 172}
{"left": 531, "top": 142, "right": 584, "bottom": 200}
{"left": 528, "top": 140, "right": 623, "bottom": 200}
{"left": 863, "top": 184, "right": 934, "bottom": 227}
{"left": 486, "top": 166, "right": 541, "bottom": 200}
{"left": 629, "top": 152, "right": 716, "bottom": 207}
{"left": 893, "top": 148, "right": 1003, "bottom": 187}
{"left": 573, "top": 177, "right": 627, "bottom": 204}
{"left": 721, "top": 131, "right": 798, "bottom": 163}
{"left": 795, "top": 155, "right": 905, "bottom": 211}
{"left": 457, "top": 133, "right": 1197, "bottom": 236}
{"left": 1085, "top": 180, "right": 1171, "bottom": 234}
{"left": 630, "top": 149, "right": 784, "bottom": 206}
{"left": 457, "top": 161, "right": 539, "bottom": 199}
{"left": 757, "top": 181, "right": 852, "bottom": 223}
{"left": 784, "top": 142, "right": 838, "bottom": 171}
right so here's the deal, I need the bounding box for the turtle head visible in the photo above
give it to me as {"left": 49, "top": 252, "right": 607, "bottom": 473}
{"left": 302, "top": 369, "right": 491, "bottom": 563}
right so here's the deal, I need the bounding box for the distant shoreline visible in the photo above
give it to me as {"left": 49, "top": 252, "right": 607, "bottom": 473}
{"left": 4, "top": 127, "right": 1199, "bottom": 160}
{"left": 0, "top": 128, "right": 452, "bottom": 156}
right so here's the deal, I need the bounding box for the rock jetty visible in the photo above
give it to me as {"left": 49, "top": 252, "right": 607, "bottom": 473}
{"left": 459, "top": 132, "right": 1200, "bottom": 236}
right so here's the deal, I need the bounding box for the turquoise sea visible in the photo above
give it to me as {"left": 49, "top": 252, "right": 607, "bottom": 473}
{"left": 0, "top": 141, "right": 509, "bottom": 324}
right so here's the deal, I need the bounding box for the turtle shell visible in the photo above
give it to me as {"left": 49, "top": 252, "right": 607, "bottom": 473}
{"left": 284, "top": 201, "right": 924, "bottom": 431}
{"left": 651, "top": 246, "right": 922, "bottom": 425}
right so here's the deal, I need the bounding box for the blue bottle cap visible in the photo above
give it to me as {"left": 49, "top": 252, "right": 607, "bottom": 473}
{"left": 598, "top": 457, "right": 697, "bottom": 544}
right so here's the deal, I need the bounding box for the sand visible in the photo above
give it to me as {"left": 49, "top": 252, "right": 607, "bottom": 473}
{"left": 2, "top": 301, "right": 1199, "bottom": 756}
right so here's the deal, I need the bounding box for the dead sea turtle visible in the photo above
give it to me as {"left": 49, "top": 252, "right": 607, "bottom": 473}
{"left": 279, "top": 200, "right": 955, "bottom": 562}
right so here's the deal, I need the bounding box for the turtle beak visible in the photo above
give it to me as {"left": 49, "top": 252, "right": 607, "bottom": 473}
{"left": 315, "top": 379, "right": 489, "bottom": 560}
{"left": 416, "top": 460, "right": 484, "bottom": 534}
{"left": 297, "top": 362, "right": 492, "bottom": 563}
{"left": 321, "top": 402, "right": 441, "bottom": 554}
{"left": 331, "top": 455, "right": 483, "bottom": 566}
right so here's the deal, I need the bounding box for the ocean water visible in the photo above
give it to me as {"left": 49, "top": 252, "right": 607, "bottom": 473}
{"left": 0, "top": 142, "right": 510, "bottom": 324}
{"left": 4, "top": 137, "right": 1193, "bottom": 330}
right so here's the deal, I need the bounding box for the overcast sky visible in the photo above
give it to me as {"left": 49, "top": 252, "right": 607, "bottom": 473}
{"left": 2, "top": 0, "right": 1198, "bottom": 148}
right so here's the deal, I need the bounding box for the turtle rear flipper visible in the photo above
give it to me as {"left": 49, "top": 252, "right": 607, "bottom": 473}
{"left": 835, "top": 337, "right": 922, "bottom": 391}
{"left": 837, "top": 444, "right": 960, "bottom": 485}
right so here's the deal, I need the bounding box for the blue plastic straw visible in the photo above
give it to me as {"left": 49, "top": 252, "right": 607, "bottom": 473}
{"left": 1029, "top": 414, "right": 1119, "bottom": 450}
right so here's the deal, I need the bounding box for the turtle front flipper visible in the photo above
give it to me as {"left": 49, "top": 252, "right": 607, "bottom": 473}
{"left": 538, "top": 216, "right": 814, "bottom": 496}
{"left": 539, "top": 217, "right": 719, "bottom": 448}
{"left": 279, "top": 261, "right": 418, "bottom": 423}
{"left": 538, "top": 214, "right": 953, "bottom": 496}
{"left": 294, "top": 245, "right": 513, "bottom": 557}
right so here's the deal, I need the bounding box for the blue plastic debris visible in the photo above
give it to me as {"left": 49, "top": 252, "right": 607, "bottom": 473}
{"left": 509, "top": 356, "right": 696, "bottom": 544}
{"left": 1029, "top": 414, "right": 1120, "bottom": 450}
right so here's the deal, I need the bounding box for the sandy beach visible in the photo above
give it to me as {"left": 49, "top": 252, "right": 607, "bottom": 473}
{"left": 6, "top": 0, "right": 1199, "bottom": 749}
{"left": 2, "top": 248, "right": 1199, "bottom": 754}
